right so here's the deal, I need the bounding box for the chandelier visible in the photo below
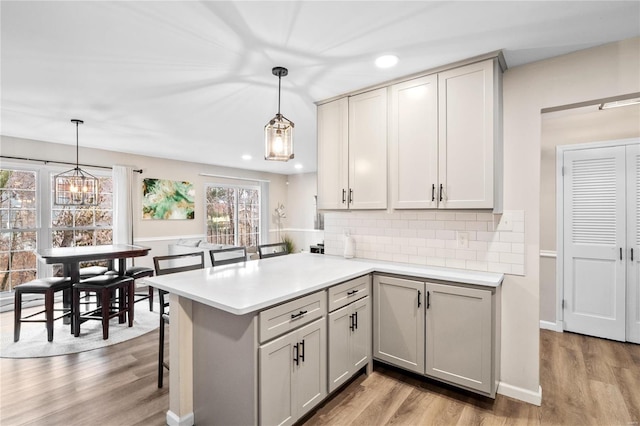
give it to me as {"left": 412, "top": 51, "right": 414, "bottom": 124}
{"left": 53, "top": 119, "right": 98, "bottom": 206}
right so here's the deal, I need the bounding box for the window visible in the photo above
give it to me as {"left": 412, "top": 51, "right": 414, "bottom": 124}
{"left": 205, "top": 185, "right": 260, "bottom": 248}
{"left": 0, "top": 166, "right": 114, "bottom": 292}
{"left": 0, "top": 169, "right": 38, "bottom": 292}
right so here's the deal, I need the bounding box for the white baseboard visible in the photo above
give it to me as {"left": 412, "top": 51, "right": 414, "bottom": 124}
{"left": 497, "top": 383, "right": 542, "bottom": 406}
{"left": 540, "top": 320, "right": 563, "bottom": 332}
{"left": 166, "top": 410, "right": 194, "bottom": 426}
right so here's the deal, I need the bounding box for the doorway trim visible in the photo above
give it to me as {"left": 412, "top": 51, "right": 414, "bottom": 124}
{"left": 556, "top": 137, "right": 640, "bottom": 332}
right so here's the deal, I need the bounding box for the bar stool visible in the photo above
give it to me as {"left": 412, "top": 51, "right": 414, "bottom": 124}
{"left": 107, "top": 266, "right": 155, "bottom": 311}
{"left": 126, "top": 266, "right": 155, "bottom": 311}
{"left": 14, "top": 277, "right": 72, "bottom": 342}
{"left": 72, "top": 274, "right": 134, "bottom": 340}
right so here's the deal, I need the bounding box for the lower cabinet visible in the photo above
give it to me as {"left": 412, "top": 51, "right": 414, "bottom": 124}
{"left": 373, "top": 275, "right": 425, "bottom": 374}
{"left": 328, "top": 295, "right": 371, "bottom": 392}
{"left": 373, "top": 274, "right": 499, "bottom": 397}
{"left": 425, "top": 282, "right": 494, "bottom": 395}
{"left": 259, "top": 317, "right": 327, "bottom": 426}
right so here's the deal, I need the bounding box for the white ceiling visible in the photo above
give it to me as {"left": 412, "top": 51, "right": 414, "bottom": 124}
{"left": 2, "top": 1, "right": 639, "bottom": 175}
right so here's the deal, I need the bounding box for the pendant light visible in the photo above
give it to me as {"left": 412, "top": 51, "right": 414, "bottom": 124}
{"left": 53, "top": 119, "right": 98, "bottom": 206}
{"left": 265, "top": 66, "right": 294, "bottom": 161}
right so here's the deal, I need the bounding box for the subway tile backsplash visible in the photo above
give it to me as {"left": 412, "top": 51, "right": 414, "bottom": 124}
{"left": 323, "top": 210, "right": 525, "bottom": 276}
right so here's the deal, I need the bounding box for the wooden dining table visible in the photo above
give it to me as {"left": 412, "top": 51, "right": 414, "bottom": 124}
{"left": 37, "top": 244, "right": 151, "bottom": 327}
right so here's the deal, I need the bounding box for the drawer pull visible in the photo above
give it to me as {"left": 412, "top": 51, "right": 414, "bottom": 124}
{"left": 291, "top": 310, "right": 307, "bottom": 319}
{"left": 347, "top": 289, "right": 359, "bottom": 296}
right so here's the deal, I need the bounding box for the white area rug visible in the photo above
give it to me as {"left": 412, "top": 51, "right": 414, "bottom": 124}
{"left": 1, "top": 306, "right": 160, "bottom": 358}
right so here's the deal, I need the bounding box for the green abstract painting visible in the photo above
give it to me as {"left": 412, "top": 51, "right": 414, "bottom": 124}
{"left": 142, "top": 178, "right": 195, "bottom": 220}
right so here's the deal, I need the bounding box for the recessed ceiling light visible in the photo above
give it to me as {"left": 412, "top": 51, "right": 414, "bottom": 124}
{"left": 294, "top": 164, "right": 303, "bottom": 170}
{"left": 242, "top": 154, "right": 252, "bottom": 160}
{"left": 375, "top": 55, "right": 399, "bottom": 69}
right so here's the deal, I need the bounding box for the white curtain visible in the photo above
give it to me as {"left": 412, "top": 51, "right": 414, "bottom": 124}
{"left": 112, "top": 166, "right": 134, "bottom": 268}
{"left": 260, "top": 181, "right": 270, "bottom": 245}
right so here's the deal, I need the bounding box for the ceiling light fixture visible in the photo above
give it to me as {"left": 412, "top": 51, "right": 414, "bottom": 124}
{"left": 294, "top": 164, "right": 303, "bottom": 170}
{"left": 265, "top": 66, "right": 294, "bottom": 161}
{"left": 599, "top": 97, "right": 640, "bottom": 110}
{"left": 54, "top": 119, "right": 98, "bottom": 206}
{"left": 375, "top": 55, "right": 399, "bottom": 68}
{"left": 242, "top": 154, "right": 252, "bottom": 160}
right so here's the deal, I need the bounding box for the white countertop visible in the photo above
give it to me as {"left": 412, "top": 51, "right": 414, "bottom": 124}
{"left": 145, "top": 253, "right": 503, "bottom": 315}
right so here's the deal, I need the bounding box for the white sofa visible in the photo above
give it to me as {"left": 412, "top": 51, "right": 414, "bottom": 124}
{"left": 167, "top": 239, "right": 229, "bottom": 268}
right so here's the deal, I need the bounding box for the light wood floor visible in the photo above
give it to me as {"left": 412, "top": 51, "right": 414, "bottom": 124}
{"left": 1, "top": 309, "right": 638, "bottom": 425}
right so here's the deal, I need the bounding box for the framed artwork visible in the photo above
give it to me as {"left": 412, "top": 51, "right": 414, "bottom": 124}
{"left": 142, "top": 178, "right": 195, "bottom": 220}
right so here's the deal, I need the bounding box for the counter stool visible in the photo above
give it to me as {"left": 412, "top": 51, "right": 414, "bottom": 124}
{"left": 126, "top": 266, "right": 155, "bottom": 311}
{"left": 72, "top": 275, "right": 134, "bottom": 340}
{"left": 106, "top": 266, "right": 155, "bottom": 311}
{"left": 14, "top": 277, "right": 72, "bottom": 342}
{"left": 153, "top": 252, "right": 205, "bottom": 388}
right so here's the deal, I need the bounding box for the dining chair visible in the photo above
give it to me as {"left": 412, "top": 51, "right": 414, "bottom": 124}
{"left": 153, "top": 251, "right": 205, "bottom": 388}
{"left": 258, "top": 242, "right": 289, "bottom": 259}
{"left": 209, "top": 246, "right": 247, "bottom": 267}
{"left": 13, "top": 277, "right": 72, "bottom": 342}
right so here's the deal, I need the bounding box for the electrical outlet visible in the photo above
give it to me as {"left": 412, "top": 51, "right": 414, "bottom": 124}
{"left": 457, "top": 231, "right": 469, "bottom": 248}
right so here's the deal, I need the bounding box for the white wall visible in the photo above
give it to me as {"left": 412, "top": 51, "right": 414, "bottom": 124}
{"left": 1, "top": 135, "right": 289, "bottom": 268}
{"left": 499, "top": 36, "right": 640, "bottom": 402}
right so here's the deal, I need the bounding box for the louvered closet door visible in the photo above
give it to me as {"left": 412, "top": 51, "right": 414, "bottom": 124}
{"left": 626, "top": 144, "right": 640, "bottom": 343}
{"left": 563, "top": 146, "right": 626, "bottom": 341}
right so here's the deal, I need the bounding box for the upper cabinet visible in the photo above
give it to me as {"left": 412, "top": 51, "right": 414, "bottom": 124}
{"left": 389, "top": 75, "right": 439, "bottom": 209}
{"left": 317, "top": 88, "right": 387, "bottom": 210}
{"left": 317, "top": 97, "right": 349, "bottom": 210}
{"left": 319, "top": 54, "right": 504, "bottom": 212}
{"left": 437, "top": 60, "right": 502, "bottom": 211}
{"left": 348, "top": 88, "right": 388, "bottom": 209}
{"left": 390, "top": 59, "right": 503, "bottom": 211}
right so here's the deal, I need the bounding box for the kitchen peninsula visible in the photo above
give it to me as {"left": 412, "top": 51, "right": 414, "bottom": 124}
{"left": 146, "top": 253, "right": 503, "bottom": 426}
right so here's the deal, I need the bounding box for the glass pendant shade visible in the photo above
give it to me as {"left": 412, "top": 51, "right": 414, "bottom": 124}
{"left": 265, "top": 66, "right": 294, "bottom": 161}
{"left": 54, "top": 119, "right": 99, "bottom": 206}
{"left": 264, "top": 113, "right": 294, "bottom": 161}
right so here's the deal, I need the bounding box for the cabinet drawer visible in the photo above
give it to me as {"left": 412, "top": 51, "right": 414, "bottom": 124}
{"left": 328, "top": 275, "right": 370, "bottom": 312}
{"left": 259, "top": 291, "right": 326, "bottom": 343}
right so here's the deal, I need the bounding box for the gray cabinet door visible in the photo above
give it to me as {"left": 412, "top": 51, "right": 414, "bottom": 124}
{"left": 328, "top": 295, "right": 371, "bottom": 393}
{"left": 351, "top": 296, "right": 371, "bottom": 372}
{"left": 425, "top": 282, "right": 492, "bottom": 394}
{"left": 328, "top": 304, "right": 352, "bottom": 393}
{"left": 259, "top": 332, "right": 296, "bottom": 426}
{"left": 295, "top": 318, "right": 327, "bottom": 419}
{"left": 373, "top": 275, "right": 425, "bottom": 374}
